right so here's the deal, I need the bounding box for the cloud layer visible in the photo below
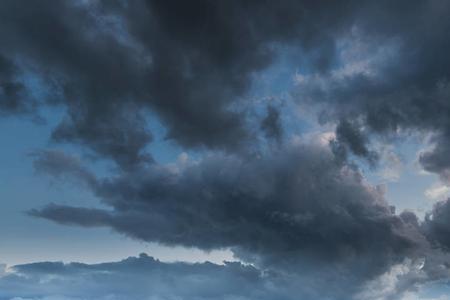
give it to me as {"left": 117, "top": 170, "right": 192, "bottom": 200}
{"left": 0, "top": 253, "right": 444, "bottom": 300}
{"left": 27, "top": 141, "right": 450, "bottom": 299}
{"left": 0, "top": 0, "right": 358, "bottom": 166}
{"left": 3, "top": 1, "right": 450, "bottom": 299}
{"left": 0, "top": 254, "right": 285, "bottom": 300}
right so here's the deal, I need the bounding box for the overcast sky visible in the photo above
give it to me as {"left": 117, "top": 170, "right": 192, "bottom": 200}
{"left": 2, "top": 1, "right": 450, "bottom": 299}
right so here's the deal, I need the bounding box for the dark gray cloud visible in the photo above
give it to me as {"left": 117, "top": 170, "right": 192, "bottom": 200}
{"left": 0, "top": 0, "right": 360, "bottom": 168}
{"left": 419, "top": 134, "right": 450, "bottom": 182}
{"left": 260, "top": 105, "right": 283, "bottom": 142}
{"left": 30, "top": 149, "right": 97, "bottom": 187}
{"left": 0, "top": 0, "right": 153, "bottom": 168}
{"left": 1, "top": 1, "right": 449, "bottom": 168}
{"left": 0, "top": 54, "right": 34, "bottom": 116}
{"left": 29, "top": 143, "right": 437, "bottom": 298}
{"left": 424, "top": 199, "right": 450, "bottom": 251}
{"left": 5, "top": 0, "right": 448, "bottom": 172}
{"left": 333, "top": 119, "right": 378, "bottom": 165}
{"left": 293, "top": 1, "right": 450, "bottom": 177}
{"left": 4, "top": 1, "right": 450, "bottom": 299}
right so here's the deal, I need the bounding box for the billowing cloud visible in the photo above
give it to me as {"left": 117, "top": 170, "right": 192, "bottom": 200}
{"left": 3, "top": 1, "right": 450, "bottom": 299}
{"left": 29, "top": 141, "right": 450, "bottom": 298}
{"left": 0, "top": 0, "right": 362, "bottom": 167}
{"left": 2, "top": 0, "right": 449, "bottom": 172}
{"left": 292, "top": 1, "right": 450, "bottom": 179}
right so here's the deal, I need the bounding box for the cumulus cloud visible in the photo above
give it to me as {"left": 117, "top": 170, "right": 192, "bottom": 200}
{"left": 0, "top": 0, "right": 365, "bottom": 167}
{"left": 28, "top": 142, "right": 450, "bottom": 298}
{"left": 293, "top": 1, "right": 450, "bottom": 180}
{"left": 3, "top": 1, "right": 450, "bottom": 299}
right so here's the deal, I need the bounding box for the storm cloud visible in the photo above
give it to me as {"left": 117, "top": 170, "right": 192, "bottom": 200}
{"left": 2, "top": 1, "right": 450, "bottom": 169}
{"left": 293, "top": 0, "right": 450, "bottom": 179}
{"left": 29, "top": 141, "right": 449, "bottom": 298}
{"left": 3, "top": 1, "right": 450, "bottom": 299}
{"left": 0, "top": 0, "right": 360, "bottom": 167}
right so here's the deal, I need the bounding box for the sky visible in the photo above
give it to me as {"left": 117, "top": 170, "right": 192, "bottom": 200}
{"left": 2, "top": 1, "right": 450, "bottom": 299}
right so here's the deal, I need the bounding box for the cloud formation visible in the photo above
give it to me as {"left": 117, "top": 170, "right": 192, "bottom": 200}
{"left": 3, "top": 1, "right": 450, "bottom": 299}
{"left": 2, "top": 1, "right": 450, "bottom": 170}
{"left": 293, "top": 1, "right": 450, "bottom": 179}
{"left": 2, "top": 253, "right": 450, "bottom": 300}
{"left": 0, "top": 0, "right": 360, "bottom": 167}
{"left": 29, "top": 141, "right": 450, "bottom": 298}
{"left": 0, "top": 254, "right": 285, "bottom": 300}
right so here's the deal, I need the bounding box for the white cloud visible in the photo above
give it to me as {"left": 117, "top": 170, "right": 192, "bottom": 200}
{"left": 356, "top": 259, "right": 428, "bottom": 300}
{"left": 425, "top": 183, "right": 450, "bottom": 201}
